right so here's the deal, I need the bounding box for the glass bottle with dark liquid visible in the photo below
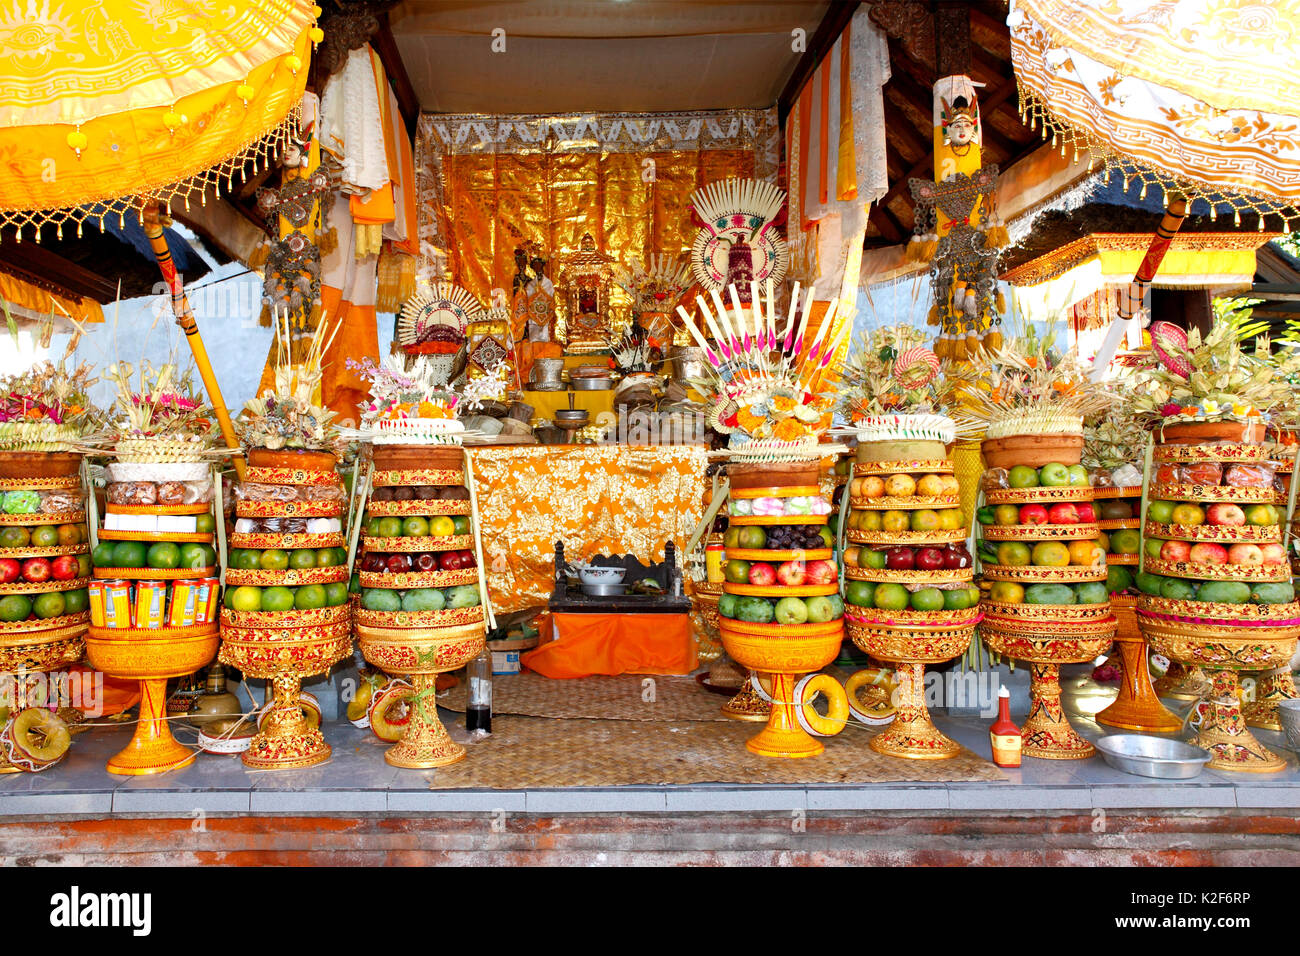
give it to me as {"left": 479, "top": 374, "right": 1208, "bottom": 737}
{"left": 466, "top": 648, "right": 492, "bottom": 734}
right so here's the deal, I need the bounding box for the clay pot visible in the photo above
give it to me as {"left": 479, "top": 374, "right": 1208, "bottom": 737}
{"left": 727, "top": 460, "right": 820, "bottom": 490}
{"left": 1159, "top": 421, "right": 1264, "bottom": 445}
{"left": 856, "top": 440, "right": 946, "bottom": 464}
{"left": 0, "top": 451, "right": 82, "bottom": 479}
{"left": 371, "top": 445, "right": 464, "bottom": 471}
{"left": 247, "top": 447, "right": 337, "bottom": 472}
{"left": 981, "top": 433, "right": 1083, "bottom": 469}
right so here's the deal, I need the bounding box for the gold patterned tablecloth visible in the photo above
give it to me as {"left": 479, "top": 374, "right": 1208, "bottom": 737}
{"left": 467, "top": 444, "right": 708, "bottom": 613}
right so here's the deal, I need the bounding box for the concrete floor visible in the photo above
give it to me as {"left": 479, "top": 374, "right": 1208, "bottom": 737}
{"left": 3, "top": 668, "right": 1299, "bottom": 817}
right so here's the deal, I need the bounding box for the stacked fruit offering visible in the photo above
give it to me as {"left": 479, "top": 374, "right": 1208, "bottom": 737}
{"left": 844, "top": 455, "right": 980, "bottom": 759}
{"left": 85, "top": 463, "right": 221, "bottom": 775}
{"left": 354, "top": 448, "right": 487, "bottom": 768}
{"left": 218, "top": 454, "right": 353, "bottom": 771}
{"left": 1137, "top": 440, "right": 1299, "bottom": 771}
{"left": 0, "top": 480, "right": 90, "bottom": 643}
{"left": 978, "top": 458, "right": 1116, "bottom": 759}
{"left": 0, "top": 460, "right": 89, "bottom": 773}
{"left": 717, "top": 466, "right": 848, "bottom": 759}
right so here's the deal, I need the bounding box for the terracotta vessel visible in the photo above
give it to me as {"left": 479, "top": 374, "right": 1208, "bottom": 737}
{"left": 981, "top": 433, "right": 1083, "bottom": 469}
{"left": 246, "top": 447, "right": 337, "bottom": 472}
{"left": 1158, "top": 421, "right": 1265, "bottom": 445}
{"left": 0, "top": 452, "right": 82, "bottom": 479}
{"left": 726, "top": 460, "right": 821, "bottom": 491}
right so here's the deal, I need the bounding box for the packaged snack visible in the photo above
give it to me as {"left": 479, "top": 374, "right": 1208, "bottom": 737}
{"left": 1224, "top": 462, "right": 1276, "bottom": 489}
{"left": 981, "top": 468, "right": 1009, "bottom": 492}
{"left": 1, "top": 490, "right": 42, "bottom": 514}
{"left": 40, "top": 491, "right": 81, "bottom": 513}
{"left": 156, "top": 481, "right": 187, "bottom": 505}
{"left": 107, "top": 481, "right": 157, "bottom": 505}
{"left": 1183, "top": 461, "right": 1224, "bottom": 486}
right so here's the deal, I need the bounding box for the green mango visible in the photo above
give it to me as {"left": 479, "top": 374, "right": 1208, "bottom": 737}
{"left": 1024, "top": 583, "right": 1076, "bottom": 605}
{"left": 401, "top": 588, "right": 446, "bottom": 612}
{"left": 445, "top": 585, "right": 481, "bottom": 609}
{"left": 1159, "top": 577, "right": 1198, "bottom": 600}
{"left": 718, "top": 593, "right": 739, "bottom": 618}
{"left": 1106, "top": 565, "right": 1134, "bottom": 595}
{"left": 1196, "top": 581, "right": 1251, "bottom": 605}
{"left": 1074, "top": 582, "right": 1109, "bottom": 605}
{"left": 1250, "top": 581, "right": 1295, "bottom": 605}
{"left": 1135, "top": 571, "right": 1166, "bottom": 596}
{"left": 361, "top": 588, "right": 401, "bottom": 612}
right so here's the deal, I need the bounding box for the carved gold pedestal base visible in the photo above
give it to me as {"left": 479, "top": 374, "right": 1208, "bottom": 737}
{"left": 1023, "top": 663, "right": 1095, "bottom": 759}
{"left": 384, "top": 674, "right": 465, "bottom": 769}
{"left": 242, "top": 673, "right": 330, "bottom": 771}
{"left": 108, "top": 677, "right": 198, "bottom": 775}
{"left": 745, "top": 673, "right": 822, "bottom": 758}
{"left": 1243, "top": 667, "right": 1299, "bottom": 733}
{"left": 722, "top": 675, "right": 771, "bottom": 722}
{"left": 1195, "top": 670, "right": 1286, "bottom": 773}
{"left": 868, "top": 662, "right": 959, "bottom": 760}
{"left": 1154, "top": 662, "right": 1211, "bottom": 701}
{"left": 1095, "top": 635, "right": 1182, "bottom": 734}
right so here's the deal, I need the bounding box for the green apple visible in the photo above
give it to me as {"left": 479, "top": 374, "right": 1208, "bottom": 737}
{"left": 1145, "top": 500, "right": 1176, "bottom": 524}
{"left": 1144, "top": 538, "right": 1164, "bottom": 559}
{"left": 804, "top": 596, "right": 835, "bottom": 623}
{"left": 1066, "top": 465, "right": 1090, "bottom": 487}
{"left": 1007, "top": 465, "right": 1039, "bottom": 489}
{"left": 1038, "top": 462, "right": 1071, "bottom": 487}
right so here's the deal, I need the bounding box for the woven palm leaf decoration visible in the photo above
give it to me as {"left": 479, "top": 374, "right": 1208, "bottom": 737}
{"left": 397, "top": 282, "right": 483, "bottom": 354}
{"left": 689, "top": 178, "right": 788, "bottom": 299}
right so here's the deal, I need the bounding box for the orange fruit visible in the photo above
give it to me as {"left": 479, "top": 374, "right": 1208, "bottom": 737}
{"left": 1031, "top": 541, "right": 1071, "bottom": 567}
{"left": 1067, "top": 540, "right": 1104, "bottom": 566}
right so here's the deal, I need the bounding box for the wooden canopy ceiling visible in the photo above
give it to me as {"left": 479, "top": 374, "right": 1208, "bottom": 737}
{"left": 855, "top": 1, "right": 1041, "bottom": 247}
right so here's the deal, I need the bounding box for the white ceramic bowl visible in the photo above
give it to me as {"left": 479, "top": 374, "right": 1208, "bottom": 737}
{"left": 579, "top": 567, "right": 627, "bottom": 586}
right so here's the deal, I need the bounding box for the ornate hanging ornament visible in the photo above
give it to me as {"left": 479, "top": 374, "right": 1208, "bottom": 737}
{"left": 689, "top": 178, "right": 788, "bottom": 300}
{"left": 398, "top": 281, "right": 482, "bottom": 354}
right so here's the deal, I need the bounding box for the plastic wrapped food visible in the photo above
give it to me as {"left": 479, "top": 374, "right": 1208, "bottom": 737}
{"left": 1, "top": 490, "right": 41, "bottom": 514}
{"left": 1183, "top": 462, "right": 1224, "bottom": 486}
{"left": 156, "top": 481, "right": 187, "bottom": 505}
{"left": 107, "top": 481, "right": 157, "bottom": 505}
{"left": 1154, "top": 463, "right": 1183, "bottom": 485}
{"left": 281, "top": 517, "right": 308, "bottom": 533}
{"left": 1110, "top": 463, "right": 1144, "bottom": 489}
{"left": 237, "top": 482, "right": 298, "bottom": 502}
{"left": 981, "top": 468, "right": 1009, "bottom": 491}
{"left": 1224, "top": 462, "right": 1276, "bottom": 489}
{"left": 40, "top": 491, "right": 82, "bottom": 513}
{"left": 184, "top": 480, "right": 215, "bottom": 504}
{"left": 1088, "top": 467, "right": 1114, "bottom": 488}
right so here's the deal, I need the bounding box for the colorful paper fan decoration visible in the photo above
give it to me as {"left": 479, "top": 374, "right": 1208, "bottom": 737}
{"left": 398, "top": 282, "right": 483, "bottom": 356}
{"left": 1149, "top": 321, "right": 1191, "bottom": 378}
{"left": 893, "top": 347, "right": 941, "bottom": 389}
{"left": 689, "top": 178, "right": 788, "bottom": 296}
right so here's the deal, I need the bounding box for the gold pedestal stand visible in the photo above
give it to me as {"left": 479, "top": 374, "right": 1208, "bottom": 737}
{"left": 1154, "top": 661, "right": 1213, "bottom": 701}
{"left": 1243, "top": 666, "right": 1299, "bottom": 733}
{"left": 0, "top": 626, "right": 86, "bottom": 772}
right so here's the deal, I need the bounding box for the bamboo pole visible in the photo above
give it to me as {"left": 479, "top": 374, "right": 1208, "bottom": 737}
{"left": 139, "top": 203, "right": 245, "bottom": 479}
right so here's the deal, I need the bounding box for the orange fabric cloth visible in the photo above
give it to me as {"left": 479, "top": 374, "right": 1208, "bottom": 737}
{"left": 68, "top": 664, "right": 140, "bottom": 717}
{"left": 522, "top": 613, "right": 695, "bottom": 679}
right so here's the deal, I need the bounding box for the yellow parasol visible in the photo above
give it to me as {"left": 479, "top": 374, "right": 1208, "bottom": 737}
{"left": 1007, "top": 0, "right": 1300, "bottom": 371}
{"left": 0, "top": 0, "right": 324, "bottom": 475}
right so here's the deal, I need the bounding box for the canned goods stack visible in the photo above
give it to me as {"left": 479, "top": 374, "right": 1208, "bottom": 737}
{"left": 218, "top": 448, "right": 353, "bottom": 771}
{"left": 84, "top": 458, "right": 222, "bottom": 775}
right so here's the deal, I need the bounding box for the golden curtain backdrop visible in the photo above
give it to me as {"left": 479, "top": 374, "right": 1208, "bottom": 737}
{"left": 415, "top": 110, "right": 780, "bottom": 315}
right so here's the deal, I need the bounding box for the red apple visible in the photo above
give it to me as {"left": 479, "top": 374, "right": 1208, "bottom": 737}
{"left": 1228, "top": 543, "right": 1264, "bottom": 566}
{"left": 1188, "top": 543, "right": 1228, "bottom": 565}
{"left": 915, "top": 548, "right": 946, "bottom": 571}
{"left": 1018, "top": 504, "right": 1048, "bottom": 525}
{"left": 941, "top": 546, "right": 971, "bottom": 570}
{"left": 361, "top": 553, "right": 386, "bottom": 573}
{"left": 1206, "top": 503, "right": 1247, "bottom": 527}
{"left": 457, "top": 549, "right": 477, "bottom": 568}
{"left": 748, "top": 562, "right": 776, "bottom": 586}
{"left": 0, "top": 559, "right": 19, "bottom": 584}
{"left": 804, "top": 560, "right": 837, "bottom": 585}
{"left": 1260, "top": 543, "right": 1288, "bottom": 566}
{"left": 415, "top": 553, "right": 438, "bottom": 572}
{"left": 776, "top": 560, "right": 807, "bottom": 586}
{"left": 884, "top": 547, "right": 914, "bottom": 571}
{"left": 20, "top": 558, "right": 51, "bottom": 583}
{"left": 1159, "top": 540, "right": 1191, "bottom": 562}
{"left": 1047, "top": 503, "right": 1080, "bottom": 525}
{"left": 50, "top": 555, "right": 79, "bottom": 581}
{"left": 439, "top": 551, "right": 463, "bottom": 571}
{"left": 386, "top": 553, "right": 412, "bottom": 574}
{"left": 1073, "top": 502, "right": 1096, "bottom": 523}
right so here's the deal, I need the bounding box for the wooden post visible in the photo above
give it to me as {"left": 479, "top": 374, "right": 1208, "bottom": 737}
{"left": 139, "top": 203, "right": 246, "bottom": 478}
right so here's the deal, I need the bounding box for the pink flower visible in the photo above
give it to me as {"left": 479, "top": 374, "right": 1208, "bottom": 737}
{"left": 1159, "top": 402, "right": 1182, "bottom": 417}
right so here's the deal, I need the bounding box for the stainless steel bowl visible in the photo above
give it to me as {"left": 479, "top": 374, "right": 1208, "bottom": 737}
{"left": 1094, "top": 734, "right": 1212, "bottom": 779}
{"left": 554, "top": 409, "right": 589, "bottom": 422}
{"left": 1277, "top": 699, "right": 1300, "bottom": 754}
{"left": 582, "top": 582, "right": 627, "bottom": 597}
{"left": 571, "top": 377, "right": 613, "bottom": 390}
